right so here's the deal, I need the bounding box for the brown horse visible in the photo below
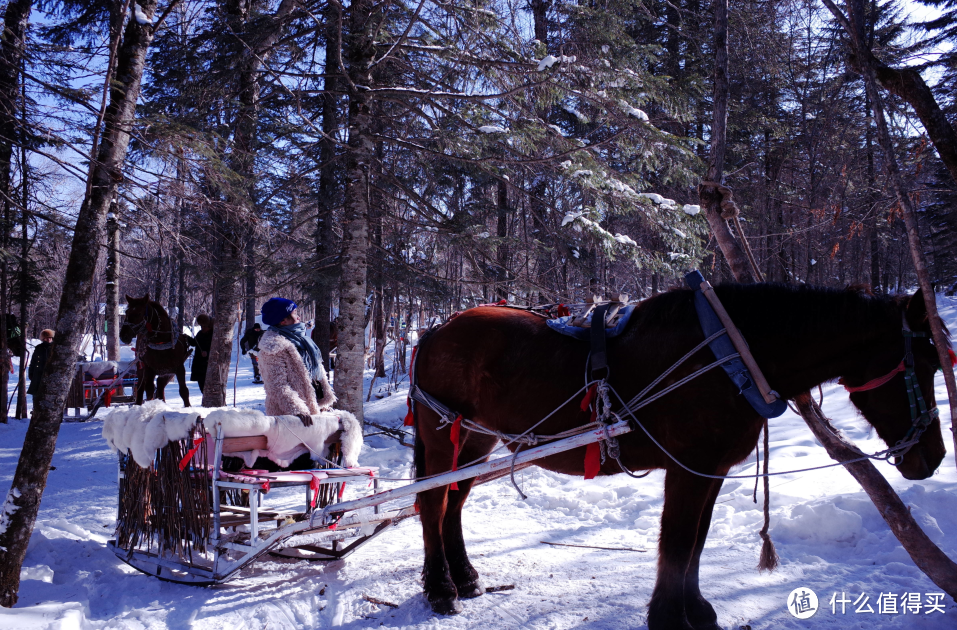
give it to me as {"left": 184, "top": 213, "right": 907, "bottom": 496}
{"left": 411, "top": 283, "right": 947, "bottom": 629}
{"left": 120, "top": 294, "right": 193, "bottom": 406}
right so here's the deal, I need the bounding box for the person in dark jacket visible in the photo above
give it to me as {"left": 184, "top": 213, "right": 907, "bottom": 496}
{"left": 240, "top": 323, "right": 264, "bottom": 384}
{"left": 28, "top": 329, "right": 54, "bottom": 396}
{"left": 191, "top": 314, "right": 213, "bottom": 393}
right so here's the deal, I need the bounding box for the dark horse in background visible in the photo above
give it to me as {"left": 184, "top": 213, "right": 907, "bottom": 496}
{"left": 412, "top": 283, "right": 947, "bottom": 630}
{"left": 120, "top": 294, "right": 194, "bottom": 406}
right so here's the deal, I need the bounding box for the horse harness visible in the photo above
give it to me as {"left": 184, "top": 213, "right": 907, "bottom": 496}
{"left": 406, "top": 270, "right": 940, "bottom": 488}
{"left": 125, "top": 302, "right": 181, "bottom": 351}
{"left": 838, "top": 317, "right": 945, "bottom": 465}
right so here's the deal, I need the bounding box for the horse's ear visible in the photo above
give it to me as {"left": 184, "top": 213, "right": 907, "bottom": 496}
{"left": 125, "top": 294, "right": 135, "bottom": 304}
{"left": 142, "top": 293, "right": 150, "bottom": 302}
{"left": 905, "top": 289, "right": 928, "bottom": 329}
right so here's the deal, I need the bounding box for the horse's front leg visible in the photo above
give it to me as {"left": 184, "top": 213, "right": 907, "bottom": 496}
{"left": 649, "top": 465, "right": 726, "bottom": 630}
{"left": 135, "top": 366, "right": 148, "bottom": 404}
{"left": 176, "top": 365, "right": 191, "bottom": 407}
{"left": 683, "top": 478, "right": 724, "bottom": 630}
{"left": 142, "top": 367, "right": 157, "bottom": 401}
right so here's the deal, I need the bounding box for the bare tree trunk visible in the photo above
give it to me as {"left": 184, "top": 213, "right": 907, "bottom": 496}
{"left": 0, "top": 0, "right": 32, "bottom": 422}
{"left": 822, "top": 0, "right": 957, "bottom": 470}
{"left": 244, "top": 237, "right": 256, "bottom": 326}
{"left": 312, "top": 10, "right": 339, "bottom": 371}
{"left": 14, "top": 67, "right": 28, "bottom": 421}
{"left": 699, "top": 0, "right": 755, "bottom": 284}
{"left": 0, "top": 0, "right": 160, "bottom": 606}
{"left": 496, "top": 180, "right": 509, "bottom": 301}
{"left": 202, "top": 0, "right": 298, "bottom": 406}
{"left": 105, "top": 203, "right": 119, "bottom": 360}
{"left": 334, "top": 0, "right": 378, "bottom": 422}
{"left": 794, "top": 393, "right": 957, "bottom": 597}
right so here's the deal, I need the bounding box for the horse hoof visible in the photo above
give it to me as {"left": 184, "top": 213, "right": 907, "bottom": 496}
{"left": 429, "top": 596, "right": 463, "bottom": 615}
{"left": 456, "top": 580, "right": 485, "bottom": 599}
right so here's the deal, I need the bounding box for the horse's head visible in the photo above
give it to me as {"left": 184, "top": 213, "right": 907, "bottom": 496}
{"left": 120, "top": 293, "right": 151, "bottom": 344}
{"left": 840, "top": 290, "right": 947, "bottom": 480}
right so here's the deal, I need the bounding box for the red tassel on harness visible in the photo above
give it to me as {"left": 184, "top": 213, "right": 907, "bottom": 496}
{"left": 404, "top": 346, "right": 419, "bottom": 426}
{"left": 581, "top": 383, "right": 598, "bottom": 412}
{"left": 557, "top": 304, "right": 570, "bottom": 317}
{"left": 584, "top": 442, "right": 601, "bottom": 480}
{"left": 949, "top": 348, "right": 956, "bottom": 368}
{"left": 450, "top": 414, "right": 462, "bottom": 491}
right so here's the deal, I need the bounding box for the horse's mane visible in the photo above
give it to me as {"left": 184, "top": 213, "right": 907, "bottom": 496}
{"left": 636, "top": 282, "right": 903, "bottom": 343}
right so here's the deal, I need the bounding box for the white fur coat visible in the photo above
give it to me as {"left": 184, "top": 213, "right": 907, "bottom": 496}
{"left": 258, "top": 330, "right": 336, "bottom": 416}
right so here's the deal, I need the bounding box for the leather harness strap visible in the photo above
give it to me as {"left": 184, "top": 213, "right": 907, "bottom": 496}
{"left": 589, "top": 303, "right": 612, "bottom": 382}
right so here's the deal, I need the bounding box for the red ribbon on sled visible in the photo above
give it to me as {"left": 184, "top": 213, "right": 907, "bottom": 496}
{"left": 178, "top": 437, "right": 205, "bottom": 471}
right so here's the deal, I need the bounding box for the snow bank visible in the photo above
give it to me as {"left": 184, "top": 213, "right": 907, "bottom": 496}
{"left": 102, "top": 401, "right": 363, "bottom": 469}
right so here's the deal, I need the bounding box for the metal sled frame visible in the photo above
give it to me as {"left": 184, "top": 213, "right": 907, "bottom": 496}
{"left": 109, "top": 418, "right": 634, "bottom": 586}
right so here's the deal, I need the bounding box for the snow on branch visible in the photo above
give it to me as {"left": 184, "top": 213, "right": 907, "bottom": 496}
{"left": 537, "top": 54, "right": 576, "bottom": 71}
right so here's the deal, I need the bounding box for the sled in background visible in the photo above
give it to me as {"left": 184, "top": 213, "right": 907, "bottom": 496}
{"left": 64, "top": 361, "right": 138, "bottom": 418}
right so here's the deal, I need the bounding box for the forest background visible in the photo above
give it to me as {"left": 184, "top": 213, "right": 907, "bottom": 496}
{"left": 0, "top": 0, "right": 953, "bottom": 415}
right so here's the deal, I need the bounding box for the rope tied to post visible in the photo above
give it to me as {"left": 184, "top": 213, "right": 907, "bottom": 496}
{"left": 698, "top": 180, "right": 740, "bottom": 219}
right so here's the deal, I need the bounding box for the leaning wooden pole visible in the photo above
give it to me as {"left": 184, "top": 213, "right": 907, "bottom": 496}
{"left": 821, "top": 0, "right": 957, "bottom": 471}
{"left": 0, "top": 0, "right": 163, "bottom": 607}
{"left": 794, "top": 393, "right": 957, "bottom": 597}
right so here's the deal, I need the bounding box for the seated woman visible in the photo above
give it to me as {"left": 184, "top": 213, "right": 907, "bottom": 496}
{"left": 258, "top": 298, "right": 335, "bottom": 419}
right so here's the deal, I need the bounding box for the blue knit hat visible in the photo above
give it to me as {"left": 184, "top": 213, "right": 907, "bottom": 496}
{"left": 261, "top": 298, "right": 297, "bottom": 326}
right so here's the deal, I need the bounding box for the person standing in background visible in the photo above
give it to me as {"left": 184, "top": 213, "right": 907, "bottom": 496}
{"left": 27, "top": 329, "right": 54, "bottom": 397}
{"left": 191, "top": 314, "right": 213, "bottom": 393}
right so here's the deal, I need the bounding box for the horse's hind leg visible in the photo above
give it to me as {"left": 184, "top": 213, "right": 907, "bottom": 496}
{"left": 418, "top": 483, "right": 460, "bottom": 614}
{"left": 442, "top": 434, "right": 496, "bottom": 598}
{"left": 649, "top": 465, "right": 726, "bottom": 630}
{"left": 156, "top": 375, "right": 172, "bottom": 401}
{"left": 416, "top": 407, "right": 480, "bottom": 615}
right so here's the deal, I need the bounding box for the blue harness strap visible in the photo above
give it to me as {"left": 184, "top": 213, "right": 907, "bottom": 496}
{"left": 684, "top": 271, "right": 787, "bottom": 419}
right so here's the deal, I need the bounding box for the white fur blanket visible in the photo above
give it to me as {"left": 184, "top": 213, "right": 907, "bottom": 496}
{"left": 102, "top": 400, "right": 362, "bottom": 469}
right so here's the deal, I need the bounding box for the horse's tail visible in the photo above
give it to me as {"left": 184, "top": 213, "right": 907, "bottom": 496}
{"left": 410, "top": 325, "right": 442, "bottom": 483}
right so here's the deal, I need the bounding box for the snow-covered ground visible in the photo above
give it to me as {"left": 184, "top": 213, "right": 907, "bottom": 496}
{"left": 3, "top": 299, "right": 957, "bottom": 629}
